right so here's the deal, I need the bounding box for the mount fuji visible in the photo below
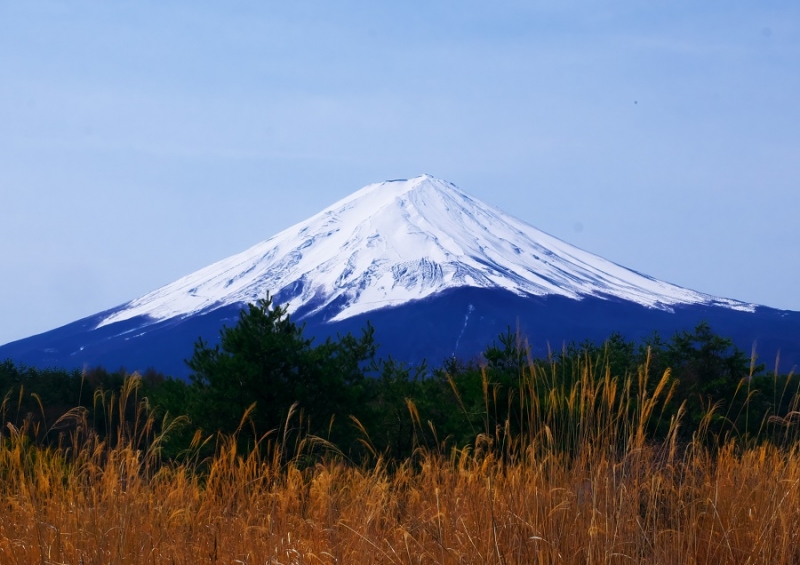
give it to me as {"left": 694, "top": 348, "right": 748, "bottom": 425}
{"left": 3, "top": 175, "right": 799, "bottom": 376}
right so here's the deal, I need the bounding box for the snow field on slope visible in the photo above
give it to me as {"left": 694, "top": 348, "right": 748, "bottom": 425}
{"left": 98, "top": 175, "right": 753, "bottom": 329}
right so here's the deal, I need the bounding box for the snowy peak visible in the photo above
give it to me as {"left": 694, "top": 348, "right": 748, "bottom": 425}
{"left": 98, "top": 175, "right": 753, "bottom": 329}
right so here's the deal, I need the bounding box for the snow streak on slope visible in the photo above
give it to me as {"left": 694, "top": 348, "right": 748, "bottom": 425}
{"left": 98, "top": 175, "right": 753, "bottom": 329}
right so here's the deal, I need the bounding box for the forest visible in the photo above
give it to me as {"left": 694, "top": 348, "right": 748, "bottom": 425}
{"left": 2, "top": 295, "right": 796, "bottom": 461}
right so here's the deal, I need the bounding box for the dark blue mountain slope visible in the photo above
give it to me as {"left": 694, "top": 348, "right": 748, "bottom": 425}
{"left": 2, "top": 288, "right": 798, "bottom": 378}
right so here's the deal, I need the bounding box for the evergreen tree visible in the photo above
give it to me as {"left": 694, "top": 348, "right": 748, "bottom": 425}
{"left": 186, "top": 295, "right": 377, "bottom": 443}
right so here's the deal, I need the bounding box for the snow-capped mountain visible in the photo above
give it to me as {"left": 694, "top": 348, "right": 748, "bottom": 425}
{"left": 99, "top": 174, "right": 751, "bottom": 330}
{"left": 2, "top": 175, "right": 797, "bottom": 377}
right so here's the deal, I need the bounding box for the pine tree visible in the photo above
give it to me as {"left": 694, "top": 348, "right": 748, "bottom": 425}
{"left": 186, "top": 294, "right": 377, "bottom": 442}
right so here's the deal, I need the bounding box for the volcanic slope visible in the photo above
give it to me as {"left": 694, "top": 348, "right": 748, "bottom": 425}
{"left": 2, "top": 175, "right": 798, "bottom": 376}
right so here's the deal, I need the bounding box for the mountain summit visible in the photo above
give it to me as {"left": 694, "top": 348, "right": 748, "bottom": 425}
{"left": 99, "top": 174, "right": 750, "bottom": 330}
{"left": 2, "top": 175, "right": 797, "bottom": 376}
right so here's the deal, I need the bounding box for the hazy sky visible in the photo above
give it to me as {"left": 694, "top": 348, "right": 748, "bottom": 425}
{"left": 1, "top": 1, "right": 798, "bottom": 346}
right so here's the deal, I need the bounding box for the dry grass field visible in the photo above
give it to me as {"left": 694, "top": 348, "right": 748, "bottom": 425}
{"left": 2, "top": 359, "right": 800, "bottom": 564}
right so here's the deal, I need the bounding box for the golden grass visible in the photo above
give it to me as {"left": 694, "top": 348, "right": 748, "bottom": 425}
{"left": 2, "top": 359, "right": 800, "bottom": 564}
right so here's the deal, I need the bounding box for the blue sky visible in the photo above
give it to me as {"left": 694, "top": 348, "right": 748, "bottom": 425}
{"left": 1, "top": 1, "right": 798, "bottom": 346}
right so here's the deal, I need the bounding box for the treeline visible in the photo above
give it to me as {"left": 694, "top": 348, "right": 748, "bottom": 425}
{"left": 2, "top": 296, "right": 799, "bottom": 462}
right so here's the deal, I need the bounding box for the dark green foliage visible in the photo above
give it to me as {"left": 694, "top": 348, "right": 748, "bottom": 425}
{"left": 0, "top": 361, "right": 167, "bottom": 445}
{"left": 641, "top": 322, "right": 762, "bottom": 439}
{"left": 358, "top": 357, "right": 430, "bottom": 459}
{"left": 4, "top": 310, "right": 797, "bottom": 463}
{"left": 185, "top": 294, "right": 377, "bottom": 448}
{"left": 666, "top": 322, "right": 754, "bottom": 394}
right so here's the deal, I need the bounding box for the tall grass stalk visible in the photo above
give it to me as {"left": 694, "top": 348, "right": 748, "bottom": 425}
{"left": 2, "top": 358, "right": 800, "bottom": 564}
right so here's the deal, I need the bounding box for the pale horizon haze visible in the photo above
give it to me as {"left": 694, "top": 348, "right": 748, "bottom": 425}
{"left": 1, "top": 1, "right": 798, "bottom": 346}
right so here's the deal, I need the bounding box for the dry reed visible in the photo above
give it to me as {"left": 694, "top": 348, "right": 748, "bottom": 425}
{"left": 2, "top": 355, "right": 800, "bottom": 564}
